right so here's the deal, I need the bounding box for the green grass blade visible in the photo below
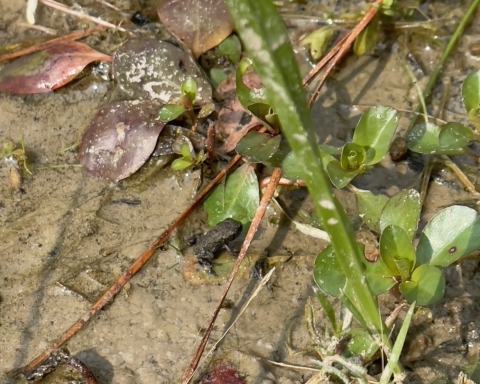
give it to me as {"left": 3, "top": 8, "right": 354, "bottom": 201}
{"left": 223, "top": 0, "right": 395, "bottom": 360}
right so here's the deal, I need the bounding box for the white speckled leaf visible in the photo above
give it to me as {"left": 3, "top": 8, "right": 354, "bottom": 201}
{"left": 112, "top": 39, "right": 212, "bottom": 104}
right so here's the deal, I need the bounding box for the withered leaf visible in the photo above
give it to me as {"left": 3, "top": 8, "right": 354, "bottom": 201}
{"left": 79, "top": 100, "right": 165, "bottom": 182}
{"left": 157, "top": 0, "right": 234, "bottom": 58}
{"left": 0, "top": 42, "right": 111, "bottom": 94}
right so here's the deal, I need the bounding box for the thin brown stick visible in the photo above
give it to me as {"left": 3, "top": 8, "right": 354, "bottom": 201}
{"left": 40, "top": 0, "right": 130, "bottom": 34}
{"left": 0, "top": 26, "right": 106, "bottom": 62}
{"left": 307, "top": 0, "right": 382, "bottom": 107}
{"left": 22, "top": 155, "right": 242, "bottom": 376}
{"left": 181, "top": 167, "right": 283, "bottom": 384}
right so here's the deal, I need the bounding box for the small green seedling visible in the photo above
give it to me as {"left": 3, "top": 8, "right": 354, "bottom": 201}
{"left": 170, "top": 136, "right": 207, "bottom": 171}
{"left": 282, "top": 106, "right": 398, "bottom": 188}
{"left": 315, "top": 188, "right": 480, "bottom": 306}
{"left": 1, "top": 136, "right": 32, "bottom": 174}
{"left": 157, "top": 78, "right": 215, "bottom": 126}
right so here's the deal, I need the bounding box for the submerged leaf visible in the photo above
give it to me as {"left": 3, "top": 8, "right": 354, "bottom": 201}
{"left": 79, "top": 100, "right": 165, "bottom": 181}
{"left": 157, "top": 0, "right": 234, "bottom": 58}
{"left": 113, "top": 39, "right": 212, "bottom": 104}
{"left": 0, "top": 42, "right": 111, "bottom": 94}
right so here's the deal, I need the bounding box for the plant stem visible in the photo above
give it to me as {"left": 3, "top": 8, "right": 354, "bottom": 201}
{"left": 224, "top": 0, "right": 399, "bottom": 372}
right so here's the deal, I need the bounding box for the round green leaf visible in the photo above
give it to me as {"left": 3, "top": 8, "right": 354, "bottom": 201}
{"left": 354, "top": 189, "right": 389, "bottom": 233}
{"left": 438, "top": 122, "right": 476, "bottom": 148}
{"left": 340, "top": 142, "right": 366, "bottom": 171}
{"left": 462, "top": 70, "right": 480, "bottom": 113}
{"left": 406, "top": 123, "right": 468, "bottom": 155}
{"left": 281, "top": 151, "right": 303, "bottom": 180}
{"left": 399, "top": 264, "right": 445, "bottom": 306}
{"left": 379, "top": 225, "right": 415, "bottom": 280}
{"left": 416, "top": 205, "right": 480, "bottom": 268}
{"left": 326, "top": 159, "right": 360, "bottom": 189}
{"left": 235, "top": 131, "right": 281, "bottom": 163}
{"left": 379, "top": 189, "right": 421, "bottom": 240}
{"left": 362, "top": 248, "right": 397, "bottom": 296}
{"left": 204, "top": 163, "right": 259, "bottom": 226}
{"left": 352, "top": 106, "right": 398, "bottom": 164}
{"left": 217, "top": 34, "right": 242, "bottom": 64}
{"left": 313, "top": 244, "right": 345, "bottom": 298}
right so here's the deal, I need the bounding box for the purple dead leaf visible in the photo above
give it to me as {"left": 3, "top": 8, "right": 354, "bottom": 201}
{"left": 0, "top": 42, "right": 111, "bottom": 94}
{"left": 79, "top": 100, "right": 165, "bottom": 181}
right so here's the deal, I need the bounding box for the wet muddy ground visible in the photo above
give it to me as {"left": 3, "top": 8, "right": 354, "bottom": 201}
{"left": 1, "top": 1, "right": 480, "bottom": 383}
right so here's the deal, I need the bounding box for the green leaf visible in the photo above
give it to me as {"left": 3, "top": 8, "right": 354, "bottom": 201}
{"left": 379, "top": 189, "right": 421, "bottom": 240}
{"left": 197, "top": 102, "right": 216, "bottom": 119}
{"left": 217, "top": 34, "right": 242, "bottom": 64}
{"left": 281, "top": 151, "right": 303, "bottom": 180}
{"left": 326, "top": 159, "right": 361, "bottom": 188}
{"left": 353, "top": 14, "right": 379, "bottom": 56}
{"left": 171, "top": 157, "right": 194, "bottom": 170}
{"left": 157, "top": 104, "right": 187, "bottom": 122}
{"left": 262, "top": 138, "right": 290, "bottom": 167}
{"left": 438, "top": 122, "right": 476, "bottom": 148}
{"left": 354, "top": 189, "right": 389, "bottom": 233}
{"left": 235, "top": 131, "right": 281, "bottom": 163}
{"left": 236, "top": 58, "right": 268, "bottom": 107}
{"left": 315, "top": 290, "right": 338, "bottom": 334}
{"left": 379, "top": 225, "right": 415, "bottom": 280}
{"left": 416, "top": 205, "right": 480, "bottom": 268}
{"left": 340, "top": 142, "right": 366, "bottom": 171}
{"left": 181, "top": 77, "right": 197, "bottom": 102}
{"left": 352, "top": 106, "right": 398, "bottom": 164}
{"left": 342, "top": 328, "right": 378, "bottom": 360}
{"left": 204, "top": 163, "right": 259, "bottom": 226}
{"left": 362, "top": 248, "right": 397, "bottom": 295}
{"left": 462, "top": 70, "right": 480, "bottom": 113}
{"left": 299, "top": 26, "right": 334, "bottom": 61}
{"left": 468, "top": 107, "right": 480, "bottom": 133}
{"left": 313, "top": 244, "right": 345, "bottom": 298}
{"left": 406, "top": 123, "right": 468, "bottom": 155}
{"left": 399, "top": 264, "right": 445, "bottom": 305}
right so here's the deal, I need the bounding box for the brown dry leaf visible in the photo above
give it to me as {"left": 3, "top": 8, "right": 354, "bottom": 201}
{"left": 157, "top": 0, "right": 234, "bottom": 58}
{"left": 0, "top": 42, "right": 111, "bottom": 94}
{"left": 198, "top": 363, "right": 245, "bottom": 384}
{"left": 79, "top": 100, "right": 165, "bottom": 182}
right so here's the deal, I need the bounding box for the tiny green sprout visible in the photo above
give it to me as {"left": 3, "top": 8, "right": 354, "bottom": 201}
{"left": 171, "top": 137, "right": 206, "bottom": 171}
{"left": 181, "top": 77, "right": 197, "bottom": 103}
{"left": 0, "top": 136, "right": 32, "bottom": 174}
